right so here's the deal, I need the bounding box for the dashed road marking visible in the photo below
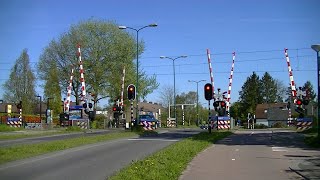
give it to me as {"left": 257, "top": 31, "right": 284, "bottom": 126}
{"left": 272, "top": 147, "right": 288, "bottom": 152}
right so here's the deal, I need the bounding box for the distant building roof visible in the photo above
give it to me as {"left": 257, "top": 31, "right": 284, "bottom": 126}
{"left": 255, "top": 103, "right": 288, "bottom": 119}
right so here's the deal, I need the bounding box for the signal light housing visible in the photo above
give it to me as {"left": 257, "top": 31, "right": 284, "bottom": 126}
{"left": 204, "top": 83, "right": 213, "bottom": 100}
{"left": 220, "top": 101, "right": 226, "bottom": 108}
{"left": 127, "top": 84, "right": 136, "bottom": 100}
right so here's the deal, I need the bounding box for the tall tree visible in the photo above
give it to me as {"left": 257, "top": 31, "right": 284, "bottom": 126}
{"left": 38, "top": 19, "right": 158, "bottom": 107}
{"left": 239, "top": 72, "right": 262, "bottom": 113}
{"left": 3, "top": 49, "right": 37, "bottom": 114}
{"left": 158, "top": 85, "right": 175, "bottom": 108}
{"left": 275, "top": 79, "right": 287, "bottom": 102}
{"left": 43, "top": 62, "right": 63, "bottom": 116}
{"left": 302, "top": 81, "right": 316, "bottom": 101}
{"left": 260, "top": 72, "right": 277, "bottom": 103}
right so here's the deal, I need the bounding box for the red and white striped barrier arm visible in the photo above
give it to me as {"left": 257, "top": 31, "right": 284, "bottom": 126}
{"left": 78, "top": 44, "right": 86, "bottom": 105}
{"left": 65, "top": 68, "right": 74, "bottom": 113}
{"left": 120, "top": 66, "right": 126, "bottom": 109}
{"left": 207, "top": 49, "right": 215, "bottom": 99}
{"left": 226, "top": 52, "right": 235, "bottom": 113}
{"left": 284, "top": 48, "right": 297, "bottom": 103}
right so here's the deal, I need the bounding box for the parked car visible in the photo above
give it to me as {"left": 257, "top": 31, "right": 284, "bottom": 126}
{"left": 139, "top": 114, "right": 160, "bottom": 128}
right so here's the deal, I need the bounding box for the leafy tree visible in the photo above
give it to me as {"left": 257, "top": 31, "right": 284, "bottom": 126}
{"left": 260, "top": 72, "right": 277, "bottom": 103}
{"left": 239, "top": 72, "right": 262, "bottom": 114}
{"left": 229, "top": 102, "right": 244, "bottom": 120}
{"left": 38, "top": 19, "right": 158, "bottom": 108}
{"left": 3, "top": 49, "right": 36, "bottom": 114}
{"left": 175, "top": 91, "right": 198, "bottom": 125}
{"left": 43, "top": 62, "right": 62, "bottom": 116}
{"left": 302, "top": 81, "right": 316, "bottom": 101}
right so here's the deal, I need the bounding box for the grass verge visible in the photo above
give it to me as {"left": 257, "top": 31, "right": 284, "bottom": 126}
{"left": 0, "top": 124, "right": 23, "bottom": 132}
{"left": 0, "top": 127, "right": 84, "bottom": 140}
{"left": 0, "top": 131, "right": 137, "bottom": 164}
{"left": 304, "top": 135, "right": 320, "bottom": 148}
{"left": 109, "top": 131, "right": 232, "bottom": 180}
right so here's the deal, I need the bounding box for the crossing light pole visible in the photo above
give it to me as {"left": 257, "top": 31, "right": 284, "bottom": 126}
{"left": 160, "top": 55, "right": 188, "bottom": 127}
{"left": 311, "top": 44, "right": 320, "bottom": 142}
{"left": 119, "top": 23, "right": 157, "bottom": 123}
{"left": 189, "top": 80, "right": 206, "bottom": 126}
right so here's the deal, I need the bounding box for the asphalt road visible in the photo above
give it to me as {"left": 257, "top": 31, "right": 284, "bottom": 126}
{"left": 0, "top": 129, "right": 122, "bottom": 147}
{"left": 180, "top": 130, "right": 320, "bottom": 180}
{"left": 0, "top": 128, "right": 202, "bottom": 180}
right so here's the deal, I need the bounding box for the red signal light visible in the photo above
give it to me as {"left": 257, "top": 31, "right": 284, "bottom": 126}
{"left": 296, "top": 99, "right": 302, "bottom": 105}
{"left": 220, "top": 101, "right": 226, "bottom": 107}
{"left": 113, "top": 107, "right": 117, "bottom": 111}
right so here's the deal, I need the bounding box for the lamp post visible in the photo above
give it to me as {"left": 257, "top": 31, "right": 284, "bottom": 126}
{"left": 36, "top": 95, "right": 42, "bottom": 124}
{"left": 160, "top": 55, "right": 188, "bottom": 127}
{"left": 311, "top": 44, "right": 320, "bottom": 142}
{"left": 47, "top": 97, "right": 53, "bottom": 110}
{"left": 119, "top": 23, "right": 157, "bottom": 123}
{"left": 189, "top": 80, "right": 206, "bottom": 126}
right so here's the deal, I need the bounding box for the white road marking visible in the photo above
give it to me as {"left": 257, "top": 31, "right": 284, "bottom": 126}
{"left": 232, "top": 158, "right": 236, "bottom": 161}
{"left": 272, "top": 147, "right": 288, "bottom": 152}
{"left": 235, "top": 149, "right": 239, "bottom": 151}
{"left": 127, "top": 138, "right": 179, "bottom": 142}
{"left": 249, "top": 132, "right": 254, "bottom": 136}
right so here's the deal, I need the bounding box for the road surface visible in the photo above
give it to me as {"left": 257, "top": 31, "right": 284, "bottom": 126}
{"left": 0, "top": 128, "right": 202, "bottom": 180}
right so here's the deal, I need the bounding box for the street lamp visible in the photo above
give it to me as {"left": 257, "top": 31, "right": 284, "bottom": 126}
{"left": 311, "top": 44, "right": 320, "bottom": 142}
{"left": 160, "top": 55, "right": 188, "bottom": 127}
{"left": 119, "top": 23, "right": 157, "bottom": 123}
{"left": 36, "top": 95, "right": 42, "bottom": 124}
{"left": 189, "top": 80, "right": 206, "bottom": 126}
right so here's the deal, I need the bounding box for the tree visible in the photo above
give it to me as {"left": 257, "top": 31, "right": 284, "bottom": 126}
{"left": 158, "top": 84, "right": 175, "bottom": 108}
{"left": 260, "top": 72, "right": 277, "bottom": 103}
{"left": 175, "top": 91, "right": 197, "bottom": 125}
{"left": 3, "top": 49, "right": 37, "bottom": 114}
{"left": 38, "top": 19, "right": 158, "bottom": 107}
{"left": 229, "top": 102, "right": 244, "bottom": 120}
{"left": 275, "top": 79, "right": 287, "bottom": 102}
{"left": 43, "top": 62, "right": 62, "bottom": 116}
{"left": 239, "top": 72, "right": 262, "bottom": 113}
{"left": 302, "top": 81, "right": 316, "bottom": 101}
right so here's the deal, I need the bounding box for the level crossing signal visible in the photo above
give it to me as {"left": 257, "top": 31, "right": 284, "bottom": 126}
{"left": 204, "top": 83, "right": 213, "bottom": 100}
{"left": 296, "top": 99, "right": 302, "bottom": 106}
{"left": 127, "top": 84, "right": 136, "bottom": 100}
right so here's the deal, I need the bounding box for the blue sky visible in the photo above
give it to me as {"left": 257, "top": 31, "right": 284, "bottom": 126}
{"left": 0, "top": 0, "right": 319, "bottom": 107}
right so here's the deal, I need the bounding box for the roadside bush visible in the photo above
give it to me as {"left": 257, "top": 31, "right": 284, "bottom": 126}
{"left": 272, "top": 122, "right": 286, "bottom": 128}
{"left": 254, "top": 124, "right": 268, "bottom": 129}
{"left": 91, "top": 115, "right": 106, "bottom": 129}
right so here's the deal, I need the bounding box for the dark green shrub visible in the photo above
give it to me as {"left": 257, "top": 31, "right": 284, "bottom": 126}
{"left": 272, "top": 122, "right": 286, "bottom": 128}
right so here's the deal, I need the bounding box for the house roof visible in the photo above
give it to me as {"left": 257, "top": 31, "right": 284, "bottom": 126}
{"left": 255, "top": 103, "right": 288, "bottom": 119}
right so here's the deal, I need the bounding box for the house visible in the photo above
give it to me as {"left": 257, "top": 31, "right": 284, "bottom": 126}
{"left": 255, "top": 103, "right": 289, "bottom": 127}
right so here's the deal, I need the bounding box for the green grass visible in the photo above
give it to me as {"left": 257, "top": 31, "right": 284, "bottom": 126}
{"left": 299, "top": 127, "right": 318, "bottom": 134}
{"left": 0, "top": 131, "right": 137, "bottom": 164}
{"left": 109, "top": 131, "right": 232, "bottom": 180}
{"left": 304, "top": 135, "right": 320, "bottom": 148}
{"left": 0, "top": 124, "right": 23, "bottom": 132}
{"left": 0, "top": 127, "right": 85, "bottom": 140}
